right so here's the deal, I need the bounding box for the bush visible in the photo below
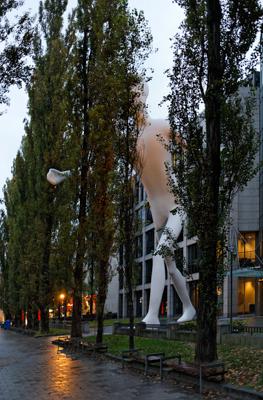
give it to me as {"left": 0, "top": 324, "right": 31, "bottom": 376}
{"left": 232, "top": 319, "right": 248, "bottom": 333}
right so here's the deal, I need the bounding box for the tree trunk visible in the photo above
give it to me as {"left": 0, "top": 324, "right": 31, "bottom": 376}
{"left": 96, "top": 261, "right": 107, "bottom": 344}
{"left": 126, "top": 277, "right": 135, "bottom": 350}
{"left": 39, "top": 202, "right": 53, "bottom": 334}
{"left": 95, "top": 149, "right": 114, "bottom": 344}
{"left": 125, "top": 210, "right": 135, "bottom": 350}
{"left": 195, "top": 0, "right": 222, "bottom": 362}
{"left": 71, "top": 285, "right": 83, "bottom": 337}
{"left": 89, "top": 260, "right": 94, "bottom": 316}
{"left": 39, "top": 304, "right": 49, "bottom": 333}
{"left": 32, "top": 308, "right": 39, "bottom": 331}
{"left": 70, "top": 178, "right": 86, "bottom": 338}
{"left": 71, "top": 28, "right": 90, "bottom": 339}
{"left": 27, "top": 305, "right": 32, "bottom": 329}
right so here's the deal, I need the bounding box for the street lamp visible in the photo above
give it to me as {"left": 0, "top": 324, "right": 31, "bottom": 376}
{"left": 59, "top": 293, "right": 66, "bottom": 321}
{"left": 59, "top": 293, "right": 65, "bottom": 302}
{"left": 229, "top": 226, "right": 237, "bottom": 333}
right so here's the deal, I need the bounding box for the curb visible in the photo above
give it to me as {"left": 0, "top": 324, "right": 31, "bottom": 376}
{"left": 102, "top": 351, "right": 263, "bottom": 400}
{"left": 222, "top": 384, "right": 263, "bottom": 400}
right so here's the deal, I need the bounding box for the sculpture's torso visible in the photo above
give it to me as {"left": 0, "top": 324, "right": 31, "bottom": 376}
{"left": 137, "top": 118, "right": 175, "bottom": 230}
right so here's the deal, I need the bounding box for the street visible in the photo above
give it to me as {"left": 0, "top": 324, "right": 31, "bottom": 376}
{"left": 0, "top": 330, "right": 204, "bottom": 400}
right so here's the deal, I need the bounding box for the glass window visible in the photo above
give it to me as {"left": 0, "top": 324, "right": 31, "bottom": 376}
{"left": 175, "top": 247, "right": 184, "bottom": 273}
{"left": 177, "top": 227, "right": 184, "bottom": 243}
{"left": 189, "top": 281, "right": 199, "bottom": 309}
{"left": 145, "top": 229, "right": 155, "bottom": 255}
{"left": 145, "top": 203, "right": 153, "bottom": 225}
{"left": 238, "top": 232, "right": 256, "bottom": 267}
{"left": 139, "top": 184, "right": 144, "bottom": 202}
{"left": 136, "top": 207, "right": 143, "bottom": 230}
{"left": 171, "top": 285, "right": 183, "bottom": 316}
{"left": 135, "top": 181, "right": 139, "bottom": 204}
{"left": 187, "top": 243, "right": 200, "bottom": 273}
{"left": 159, "top": 286, "right": 167, "bottom": 317}
{"left": 237, "top": 278, "right": 256, "bottom": 314}
{"left": 135, "top": 235, "right": 143, "bottom": 258}
{"left": 135, "top": 262, "right": 142, "bottom": 285}
{"left": 145, "top": 259, "right": 152, "bottom": 283}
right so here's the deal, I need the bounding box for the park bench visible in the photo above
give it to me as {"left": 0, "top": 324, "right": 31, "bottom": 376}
{"left": 144, "top": 352, "right": 181, "bottom": 380}
{"left": 121, "top": 349, "right": 181, "bottom": 380}
{"left": 52, "top": 337, "right": 108, "bottom": 355}
{"left": 167, "top": 359, "right": 226, "bottom": 383}
{"left": 121, "top": 348, "right": 142, "bottom": 368}
{"left": 80, "top": 341, "right": 108, "bottom": 354}
{"left": 53, "top": 336, "right": 71, "bottom": 353}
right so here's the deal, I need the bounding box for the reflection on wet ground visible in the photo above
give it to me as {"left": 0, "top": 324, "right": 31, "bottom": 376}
{"left": 0, "top": 330, "right": 219, "bottom": 400}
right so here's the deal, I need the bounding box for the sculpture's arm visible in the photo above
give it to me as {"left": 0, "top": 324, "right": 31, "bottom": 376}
{"left": 47, "top": 168, "right": 71, "bottom": 186}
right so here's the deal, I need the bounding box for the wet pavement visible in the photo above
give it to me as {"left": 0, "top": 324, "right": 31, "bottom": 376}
{"left": 0, "top": 330, "right": 206, "bottom": 400}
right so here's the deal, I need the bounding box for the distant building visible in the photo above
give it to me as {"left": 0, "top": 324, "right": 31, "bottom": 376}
{"left": 223, "top": 71, "right": 263, "bottom": 318}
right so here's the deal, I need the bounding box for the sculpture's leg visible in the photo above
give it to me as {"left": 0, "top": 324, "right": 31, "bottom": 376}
{"left": 157, "top": 213, "right": 196, "bottom": 323}
{"left": 142, "top": 254, "right": 165, "bottom": 325}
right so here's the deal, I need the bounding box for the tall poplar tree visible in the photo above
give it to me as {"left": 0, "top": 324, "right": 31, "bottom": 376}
{"left": 0, "top": 208, "right": 10, "bottom": 319}
{"left": 64, "top": 0, "right": 152, "bottom": 341}
{"left": 25, "top": 0, "right": 68, "bottom": 333}
{"left": 0, "top": 0, "right": 33, "bottom": 106}
{"left": 167, "top": 0, "right": 262, "bottom": 362}
{"left": 114, "top": 12, "right": 152, "bottom": 349}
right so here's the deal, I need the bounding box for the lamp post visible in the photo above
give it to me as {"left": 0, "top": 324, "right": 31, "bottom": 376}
{"left": 230, "top": 250, "right": 233, "bottom": 333}
{"left": 229, "top": 227, "right": 237, "bottom": 333}
{"left": 59, "top": 293, "right": 66, "bottom": 323}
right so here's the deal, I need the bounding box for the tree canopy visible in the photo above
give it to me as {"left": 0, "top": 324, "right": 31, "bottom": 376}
{"left": 0, "top": 0, "right": 33, "bottom": 106}
{"left": 167, "top": 0, "right": 262, "bottom": 362}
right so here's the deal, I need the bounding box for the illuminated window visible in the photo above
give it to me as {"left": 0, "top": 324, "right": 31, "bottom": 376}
{"left": 238, "top": 232, "right": 256, "bottom": 263}
{"left": 238, "top": 278, "right": 255, "bottom": 314}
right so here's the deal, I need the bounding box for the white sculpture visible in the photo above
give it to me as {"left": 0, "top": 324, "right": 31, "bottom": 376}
{"left": 136, "top": 83, "right": 196, "bottom": 325}
{"left": 46, "top": 84, "right": 196, "bottom": 326}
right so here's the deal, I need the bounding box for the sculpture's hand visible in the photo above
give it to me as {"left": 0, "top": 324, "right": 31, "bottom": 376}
{"left": 47, "top": 168, "right": 71, "bottom": 186}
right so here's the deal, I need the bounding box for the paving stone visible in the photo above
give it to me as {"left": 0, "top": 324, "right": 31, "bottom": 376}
{"left": 0, "top": 329, "right": 228, "bottom": 400}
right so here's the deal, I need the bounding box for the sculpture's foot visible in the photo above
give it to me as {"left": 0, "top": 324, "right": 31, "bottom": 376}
{"left": 176, "top": 305, "right": 196, "bottom": 324}
{"left": 142, "top": 313, "right": 160, "bottom": 325}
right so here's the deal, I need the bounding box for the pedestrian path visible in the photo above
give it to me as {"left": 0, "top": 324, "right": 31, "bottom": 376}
{"left": 0, "top": 330, "right": 202, "bottom": 400}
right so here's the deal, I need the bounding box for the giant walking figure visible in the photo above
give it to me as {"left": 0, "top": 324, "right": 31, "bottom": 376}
{"left": 47, "top": 83, "right": 196, "bottom": 325}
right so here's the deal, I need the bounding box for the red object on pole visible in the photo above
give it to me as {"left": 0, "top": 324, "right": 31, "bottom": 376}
{"left": 21, "top": 310, "right": 25, "bottom": 322}
{"left": 38, "top": 309, "right": 41, "bottom": 321}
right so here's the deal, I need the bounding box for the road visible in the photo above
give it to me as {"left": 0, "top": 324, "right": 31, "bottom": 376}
{"left": 0, "top": 329, "right": 224, "bottom": 400}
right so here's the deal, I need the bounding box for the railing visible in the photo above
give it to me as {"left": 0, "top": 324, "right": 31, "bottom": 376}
{"left": 238, "top": 258, "right": 256, "bottom": 269}
{"left": 231, "top": 325, "right": 263, "bottom": 335}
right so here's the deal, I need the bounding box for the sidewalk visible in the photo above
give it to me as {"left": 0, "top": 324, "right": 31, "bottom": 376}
{"left": 0, "top": 329, "right": 205, "bottom": 400}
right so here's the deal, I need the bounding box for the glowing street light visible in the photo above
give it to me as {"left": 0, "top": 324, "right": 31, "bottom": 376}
{"left": 59, "top": 293, "right": 65, "bottom": 301}
{"left": 59, "top": 293, "right": 66, "bottom": 321}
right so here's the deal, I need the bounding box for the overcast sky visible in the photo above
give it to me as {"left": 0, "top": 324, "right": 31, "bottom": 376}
{"left": 0, "top": 0, "right": 184, "bottom": 195}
